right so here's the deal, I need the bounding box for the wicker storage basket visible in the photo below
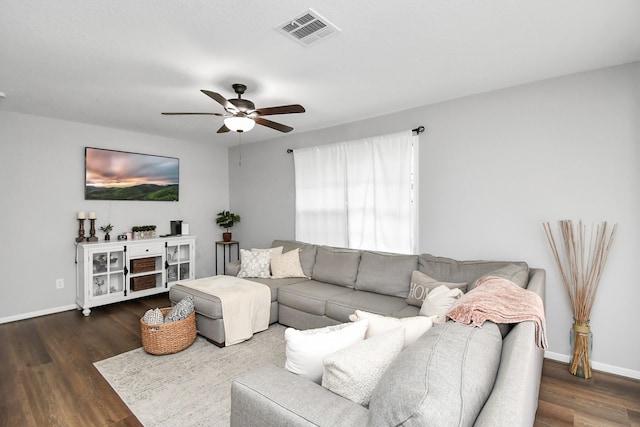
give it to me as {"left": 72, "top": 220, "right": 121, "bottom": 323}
{"left": 131, "top": 275, "right": 157, "bottom": 291}
{"left": 140, "top": 307, "right": 196, "bottom": 355}
{"left": 131, "top": 257, "right": 156, "bottom": 274}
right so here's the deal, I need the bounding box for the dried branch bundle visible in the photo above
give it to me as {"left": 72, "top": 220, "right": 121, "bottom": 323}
{"left": 543, "top": 220, "right": 616, "bottom": 378}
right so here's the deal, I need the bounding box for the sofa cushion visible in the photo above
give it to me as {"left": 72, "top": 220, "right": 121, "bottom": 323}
{"left": 419, "top": 254, "right": 528, "bottom": 288}
{"left": 272, "top": 240, "right": 318, "bottom": 278}
{"left": 242, "top": 277, "right": 308, "bottom": 302}
{"left": 322, "top": 327, "right": 405, "bottom": 407}
{"left": 468, "top": 262, "right": 530, "bottom": 292}
{"left": 369, "top": 321, "right": 502, "bottom": 427}
{"left": 348, "top": 310, "right": 433, "bottom": 349}
{"left": 231, "top": 365, "right": 370, "bottom": 427}
{"left": 284, "top": 320, "right": 369, "bottom": 383}
{"left": 278, "top": 280, "right": 354, "bottom": 316}
{"left": 355, "top": 251, "right": 417, "bottom": 298}
{"left": 325, "top": 290, "right": 408, "bottom": 323}
{"left": 406, "top": 270, "right": 468, "bottom": 307}
{"left": 391, "top": 305, "right": 421, "bottom": 319}
{"left": 312, "top": 246, "right": 362, "bottom": 288}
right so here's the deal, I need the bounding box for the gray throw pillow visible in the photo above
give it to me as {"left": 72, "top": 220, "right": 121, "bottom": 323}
{"left": 369, "top": 321, "right": 502, "bottom": 427}
{"left": 406, "top": 270, "right": 467, "bottom": 307}
{"left": 312, "top": 246, "right": 361, "bottom": 288}
{"left": 165, "top": 295, "right": 194, "bottom": 323}
{"left": 355, "top": 251, "right": 417, "bottom": 298}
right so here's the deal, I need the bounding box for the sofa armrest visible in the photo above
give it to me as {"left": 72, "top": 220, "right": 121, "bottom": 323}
{"left": 474, "top": 268, "right": 546, "bottom": 427}
{"left": 226, "top": 259, "right": 241, "bottom": 276}
{"left": 231, "top": 364, "right": 369, "bottom": 427}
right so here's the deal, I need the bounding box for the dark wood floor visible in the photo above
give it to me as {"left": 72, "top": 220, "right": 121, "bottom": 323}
{"left": 1, "top": 294, "right": 639, "bottom": 426}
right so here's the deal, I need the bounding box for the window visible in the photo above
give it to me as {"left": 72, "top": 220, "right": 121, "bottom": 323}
{"left": 294, "top": 130, "right": 418, "bottom": 253}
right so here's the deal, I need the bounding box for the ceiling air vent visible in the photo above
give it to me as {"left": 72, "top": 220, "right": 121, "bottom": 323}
{"left": 276, "top": 9, "right": 341, "bottom": 46}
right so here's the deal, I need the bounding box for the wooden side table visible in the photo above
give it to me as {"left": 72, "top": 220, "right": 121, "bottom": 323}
{"left": 215, "top": 240, "right": 239, "bottom": 275}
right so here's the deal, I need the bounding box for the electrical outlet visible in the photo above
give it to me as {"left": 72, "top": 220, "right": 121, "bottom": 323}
{"left": 56, "top": 278, "right": 64, "bottom": 289}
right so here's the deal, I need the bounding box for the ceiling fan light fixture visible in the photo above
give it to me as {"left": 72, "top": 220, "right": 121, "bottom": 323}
{"left": 224, "top": 116, "right": 255, "bottom": 132}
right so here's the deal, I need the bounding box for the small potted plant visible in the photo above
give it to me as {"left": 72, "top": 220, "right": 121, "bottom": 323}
{"left": 132, "top": 225, "right": 157, "bottom": 239}
{"left": 100, "top": 223, "right": 114, "bottom": 241}
{"left": 216, "top": 210, "right": 240, "bottom": 242}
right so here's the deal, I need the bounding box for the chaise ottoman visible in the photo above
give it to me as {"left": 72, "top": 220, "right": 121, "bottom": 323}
{"left": 168, "top": 276, "right": 305, "bottom": 345}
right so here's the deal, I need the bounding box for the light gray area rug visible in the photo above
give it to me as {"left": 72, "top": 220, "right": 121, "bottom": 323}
{"left": 94, "top": 324, "right": 287, "bottom": 427}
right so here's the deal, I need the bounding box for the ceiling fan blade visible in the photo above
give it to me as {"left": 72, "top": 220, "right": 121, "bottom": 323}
{"left": 253, "top": 104, "right": 305, "bottom": 116}
{"left": 254, "top": 116, "right": 293, "bottom": 133}
{"left": 217, "top": 124, "right": 231, "bottom": 133}
{"left": 161, "top": 112, "right": 224, "bottom": 116}
{"left": 201, "top": 90, "right": 238, "bottom": 113}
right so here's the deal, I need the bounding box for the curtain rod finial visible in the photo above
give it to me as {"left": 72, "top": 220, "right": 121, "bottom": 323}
{"left": 287, "top": 149, "right": 294, "bottom": 154}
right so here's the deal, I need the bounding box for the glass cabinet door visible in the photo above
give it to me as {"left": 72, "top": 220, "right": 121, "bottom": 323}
{"left": 166, "top": 243, "right": 192, "bottom": 284}
{"left": 91, "top": 250, "right": 124, "bottom": 297}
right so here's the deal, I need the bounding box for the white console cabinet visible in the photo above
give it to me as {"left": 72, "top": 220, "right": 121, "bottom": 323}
{"left": 76, "top": 235, "right": 196, "bottom": 316}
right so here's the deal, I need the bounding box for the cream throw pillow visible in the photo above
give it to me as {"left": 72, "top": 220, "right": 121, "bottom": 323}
{"left": 284, "top": 320, "right": 369, "bottom": 383}
{"left": 420, "top": 284, "right": 464, "bottom": 323}
{"left": 322, "top": 327, "right": 405, "bottom": 407}
{"left": 271, "top": 248, "right": 307, "bottom": 278}
{"left": 348, "top": 310, "right": 433, "bottom": 349}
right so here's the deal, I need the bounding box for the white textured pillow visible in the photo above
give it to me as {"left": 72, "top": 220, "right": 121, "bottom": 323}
{"left": 322, "top": 327, "right": 405, "bottom": 407}
{"left": 271, "top": 248, "right": 307, "bottom": 279}
{"left": 420, "top": 284, "right": 464, "bottom": 322}
{"left": 251, "top": 246, "right": 284, "bottom": 258}
{"left": 142, "top": 308, "right": 164, "bottom": 324}
{"left": 284, "top": 320, "right": 369, "bottom": 383}
{"left": 237, "top": 249, "right": 272, "bottom": 278}
{"left": 348, "top": 310, "right": 433, "bottom": 349}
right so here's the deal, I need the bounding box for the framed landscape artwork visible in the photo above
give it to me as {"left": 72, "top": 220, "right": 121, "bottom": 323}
{"left": 85, "top": 147, "right": 179, "bottom": 201}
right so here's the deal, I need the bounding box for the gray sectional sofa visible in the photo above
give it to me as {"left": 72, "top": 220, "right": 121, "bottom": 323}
{"left": 176, "top": 239, "right": 546, "bottom": 426}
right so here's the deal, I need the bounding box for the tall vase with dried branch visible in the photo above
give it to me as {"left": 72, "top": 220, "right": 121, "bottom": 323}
{"left": 543, "top": 220, "right": 616, "bottom": 379}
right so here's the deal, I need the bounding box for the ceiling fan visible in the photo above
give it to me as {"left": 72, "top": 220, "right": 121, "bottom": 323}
{"left": 162, "top": 83, "right": 305, "bottom": 133}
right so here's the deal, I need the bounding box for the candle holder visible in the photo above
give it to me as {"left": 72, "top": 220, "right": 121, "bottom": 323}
{"left": 75, "top": 219, "right": 86, "bottom": 243}
{"left": 87, "top": 218, "right": 99, "bottom": 242}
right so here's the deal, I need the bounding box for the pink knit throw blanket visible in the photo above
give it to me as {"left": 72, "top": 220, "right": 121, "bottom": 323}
{"left": 447, "top": 276, "right": 548, "bottom": 350}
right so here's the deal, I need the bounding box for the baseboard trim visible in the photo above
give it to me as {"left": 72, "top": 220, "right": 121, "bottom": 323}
{"left": 0, "top": 304, "right": 78, "bottom": 325}
{"left": 545, "top": 351, "right": 640, "bottom": 380}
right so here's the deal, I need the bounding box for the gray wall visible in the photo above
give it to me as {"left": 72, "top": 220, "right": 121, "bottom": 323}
{"left": 229, "top": 62, "right": 640, "bottom": 377}
{"left": 0, "top": 111, "right": 229, "bottom": 321}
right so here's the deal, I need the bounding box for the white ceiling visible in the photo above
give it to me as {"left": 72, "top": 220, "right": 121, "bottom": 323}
{"left": 1, "top": 1, "right": 639, "bottom": 146}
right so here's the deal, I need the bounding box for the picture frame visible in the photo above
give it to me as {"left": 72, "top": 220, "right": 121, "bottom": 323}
{"left": 85, "top": 147, "right": 179, "bottom": 201}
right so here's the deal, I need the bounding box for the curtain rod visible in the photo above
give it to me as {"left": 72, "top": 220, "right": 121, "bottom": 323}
{"left": 287, "top": 125, "right": 424, "bottom": 153}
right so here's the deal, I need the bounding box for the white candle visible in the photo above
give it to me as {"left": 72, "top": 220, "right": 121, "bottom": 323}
{"left": 88, "top": 211, "right": 96, "bottom": 219}
{"left": 77, "top": 211, "right": 86, "bottom": 219}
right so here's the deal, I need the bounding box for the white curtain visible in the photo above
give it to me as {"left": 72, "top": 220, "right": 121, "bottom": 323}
{"left": 294, "top": 143, "right": 348, "bottom": 247}
{"left": 294, "top": 130, "right": 418, "bottom": 253}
